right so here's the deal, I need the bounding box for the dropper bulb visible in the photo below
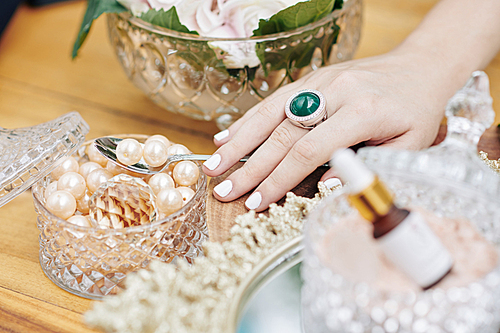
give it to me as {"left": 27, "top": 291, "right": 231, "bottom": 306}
{"left": 330, "top": 149, "right": 375, "bottom": 194}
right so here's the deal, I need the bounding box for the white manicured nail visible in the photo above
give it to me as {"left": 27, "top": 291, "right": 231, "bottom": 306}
{"left": 245, "top": 192, "right": 262, "bottom": 210}
{"left": 324, "top": 177, "right": 342, "bottom": 189}
{"left": 203, "top": 154, "right": 221, "bottom": 171}
{"left": 214, "top": 130, "right": 229, "bottom": 141}
{"left": 214, "top": 180, "right": 232, "bottom": 198}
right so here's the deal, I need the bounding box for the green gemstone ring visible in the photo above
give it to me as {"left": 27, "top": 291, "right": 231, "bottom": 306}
{"left": 285, "top": 89, "right": 327, "bottom": 129}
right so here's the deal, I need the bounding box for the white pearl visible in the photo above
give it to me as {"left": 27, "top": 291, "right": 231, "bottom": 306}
{"left": 57, "top": 171, "right": 87, "bottom": 199}
{"left": 167, "top": 144, "right": 190, "bottom": 156}
{"left": 143, "top": 140, "right": 169, "bottom": 167}
{"left": 79, "top": 161, "right": 101, "bottom": 179}
{"left": 156, "top": 188, "right": 183, "bottom": 215}
{"left": 148, "top": 173, "right": 175, "bottom": 195}
{"left": 173, "top": 161, "right": 200, "bottom": 186}
{"left": 146, "top": 134, "right": 171, "bottom": 148}
{"left": 87, "top": 143, "right": 109, "bottom": 167}
{"left": 86, "top": 168, "right": 114, "bottom": 193}
{"left": 46, "top": 190, "right": 77, "bottom": 219}
{"left": 177, "top": 187, "right": 195, "bottom": 206}
{"left": 76, "top": 190, "right": 91, "bottom": 214}
{"left": 67, "top": 215, "right": 91, "bottom": 228}
{"left": 116, "top": 138, "right": 143, "bottom": 166}
{"left": 51, "top": 156, "right": 79, "bottom": 181}
{"left": 44, "top": 181, "right": 58, "bottom": 200}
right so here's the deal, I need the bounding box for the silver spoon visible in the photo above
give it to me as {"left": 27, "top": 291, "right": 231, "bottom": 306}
{"left": 93, "top": 137, "right": 250, "bottom": 175}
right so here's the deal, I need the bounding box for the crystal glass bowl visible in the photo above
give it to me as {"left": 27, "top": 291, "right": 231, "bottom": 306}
{"left": 32, "top": 135, "right": 208, "bottom": 299}
{"left": 106, "top": 0, "right": 362, "bottom": 129}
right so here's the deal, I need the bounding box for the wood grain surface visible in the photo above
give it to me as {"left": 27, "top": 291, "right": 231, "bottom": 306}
{"left": 0, "top": 0, "right": 499, "bottom": 331}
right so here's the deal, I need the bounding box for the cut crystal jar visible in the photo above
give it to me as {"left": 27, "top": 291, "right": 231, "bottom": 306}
{"left": 302, "top": 72, "right": 500, "bottom": 332}
{"left": 0, "top": 113, "right": 208, "bottom": 299}
{"left": 106, "top": 0, "right": 362, "bottom": 129}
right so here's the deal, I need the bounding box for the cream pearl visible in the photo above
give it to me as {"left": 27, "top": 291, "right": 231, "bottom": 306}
{"left": 86, "top": 168, "right": 114, "bottom": 193}
{"left": 156, "top": 188, "right": 183, "bottom": 215}
{"left": 148, "top": 173, "right": 175, "bottom": 195}
{"left": 106, "top": 160, "right": 126, "bottom": 176}
{"left": 79, "top": 161, "right": 101, "bottom": 179}
{"left": 87, "top": 143, "right": 109, "bottom": 167}
{"left": 173, "top": 161, "right": 200, "bottom": 186}
{"left": 44, "top": 181, "right": 58, "bottom": 200}
{"left": 67, "top": 215, "right": 91, "bottom": 228}
{"left": 46, "top": 190, "right": 77, "bottom": 219}
{"left": 116, "top": 138, "right": 143, "bottom": 166}
{"left": 145, "top": 134, "right": 171, "bottom": 148}
{"left": 167, "top": 144, "right": 190, "bottom": 156}
{"left": 143, "top": 140, "right": 169, "bottom": 167}
{"left": 177, "top": 187, "right": 195, "bottom": 206}
{"left": 57, "top": 172, "right": 86, "bottom": 199}
{"left": 51, "top": 156, "right": 79, "bottom": 181}
{"left": 76, "top": 190, "right": 91, "bottom": 215}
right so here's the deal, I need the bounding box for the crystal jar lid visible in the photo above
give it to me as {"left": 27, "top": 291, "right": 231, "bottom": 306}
{"left": 0, "top": 112, "right": 89, "bottom": 207}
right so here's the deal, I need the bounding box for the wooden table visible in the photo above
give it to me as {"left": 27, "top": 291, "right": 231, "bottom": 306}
{"left": 0, "top": 1, "right": 499, "bottom": 331}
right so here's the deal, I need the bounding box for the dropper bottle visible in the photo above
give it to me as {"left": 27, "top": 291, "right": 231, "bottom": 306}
{"left": 331, "top": 149, "right": 454, "bottom": 289}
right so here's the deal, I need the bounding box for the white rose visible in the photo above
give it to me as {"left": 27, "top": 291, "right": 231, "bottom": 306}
{"left": 117, "top": 0, "right": 151, "bottom": 16}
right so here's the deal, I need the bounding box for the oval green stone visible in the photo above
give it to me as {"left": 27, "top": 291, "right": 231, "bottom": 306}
{"left": 290, "top": 92, "right": 320, "bottom": 117}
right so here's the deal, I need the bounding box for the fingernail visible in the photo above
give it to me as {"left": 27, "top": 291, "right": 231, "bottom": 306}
{"left": 214, "top": 130, "right": 229, "bottom": 141}
{"left": 324, "top": 177, "right": 342, "bottom": 189}
{"left": 214, "top": 180, "right": 232, "bottom": 198}
{"left": 245, "top": 192, "right": 262, "bottom": 210}
{"left": 203, "top": 154, "right": 221, "bottom": 171}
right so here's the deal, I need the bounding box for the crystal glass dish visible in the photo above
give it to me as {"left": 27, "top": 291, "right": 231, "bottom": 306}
{"left": 301, "top": 72, "right": 500, "bottom": 332}
{"left": 32, "top": 135, "right": 208, "bottom": 299}
{"left": 106, "top": 0, "right": 362, "bottom": 129}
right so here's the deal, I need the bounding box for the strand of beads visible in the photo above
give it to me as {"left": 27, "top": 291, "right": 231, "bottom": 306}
{"left": 44, "top": 135, "right": 200, "bottom": 228}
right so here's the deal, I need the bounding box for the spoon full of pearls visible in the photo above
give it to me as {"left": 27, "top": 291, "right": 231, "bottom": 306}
{"left": 93, "top": 136, "right": 249, "bottom": 175}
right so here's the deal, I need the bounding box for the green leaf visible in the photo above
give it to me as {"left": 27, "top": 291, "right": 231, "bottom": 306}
{"left": 252, "top": 0, "right": 343, "bottom": 77}
{"left": 253, "top": 0, "right": 341, "bottom": 36}
{"left": 139, "top": 8, "right": 198, "bottom": 34}
{"left": 72, "top": 0, "right": 127, "bottom": 59}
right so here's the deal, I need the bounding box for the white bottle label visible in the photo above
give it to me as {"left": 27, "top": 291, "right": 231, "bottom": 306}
{"left": 377, "top": 211, "right": 454, "bottom": 288}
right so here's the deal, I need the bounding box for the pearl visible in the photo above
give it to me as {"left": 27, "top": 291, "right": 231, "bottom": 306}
{"left": 46, "top": 190, "right": 77, "bottom": 219}
{"left": 173, "top": 161, "right": 200, "bottom": 186}
{"left": 44, "top": 181, "right": 58, "bottom": 200}
{"left": 57, "top": 171, "right": 86, "bottom": 199}
{"left": 143, "top": 140, "right": 169, "bottom": 167}
{"left": 177, "top": 187, "right": 195, "bottom": 206}
{"left": 106, "top": 160, "right": 126, "bottom": 176}
{"left": 148, "top": 173, "right": 175, "bottom": 195}
{"left": 87, "top": 143, "right": 109, "bottom": 167}
{"left": 167, "top": 144, "right": 190, "bottom": 156}
{"left": 79, "top": 161, "right": 101, "bottom": 179}
{"left": 86, "top": 168, "right": 114, "bottom": 193}
{"left": 156, "top": 188, "right": 183, "bottom": 215}
{"left": 76, "top": 190, "right": 91, "bottom": 214}
{"left": 116, "top": 138, "right": 143, "bottom": 166}
{"left": 67, "top": 215, "right": 91, "bottom": 228}
{"left": 146, "top": 134, "right": 171, "bottom": 148}
{"left": 51, "top": 156, "right": 79, "bottom": 180}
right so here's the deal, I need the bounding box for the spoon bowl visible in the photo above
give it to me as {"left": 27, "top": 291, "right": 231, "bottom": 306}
{"left": 94, "top": 137, "right": 247, "bottom": 175}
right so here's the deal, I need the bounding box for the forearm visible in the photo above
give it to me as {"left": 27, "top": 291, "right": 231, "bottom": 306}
{"left": 394, "top": 0, "right": 500, "bottom": 94}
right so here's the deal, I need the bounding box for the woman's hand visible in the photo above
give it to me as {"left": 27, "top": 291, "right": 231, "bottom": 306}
{"left": 202, "top": 50, "right": 452, "bottom": 211}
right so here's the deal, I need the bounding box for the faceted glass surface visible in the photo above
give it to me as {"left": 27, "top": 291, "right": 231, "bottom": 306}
{"left": 106, "top": 0, "right": 362, "bottom": 130}
{"left": 32, "top": 136, "right": 208, "bottom": 299}
{"left": 0, "top": 112, "right": 89, "bottom": 208}
{"left": 290, "top": 92, "right": 320, "bottom": 117}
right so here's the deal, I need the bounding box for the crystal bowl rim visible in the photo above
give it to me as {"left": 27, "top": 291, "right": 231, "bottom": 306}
{"left": 32, "top": 134, "right": 207, "bottom": 235}
{"left": 117, "top": 0, "right": 357, "bottom": 43}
